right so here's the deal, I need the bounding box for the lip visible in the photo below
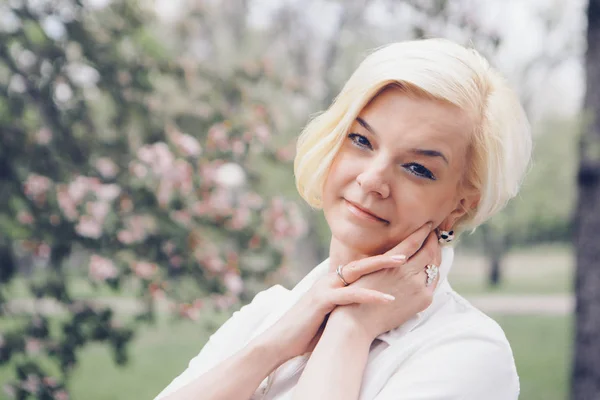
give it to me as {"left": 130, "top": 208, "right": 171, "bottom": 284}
{"left": 344, "top": 199, "right": 389, "bottom": 223}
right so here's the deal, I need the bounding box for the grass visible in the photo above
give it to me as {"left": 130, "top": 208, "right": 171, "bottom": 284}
{"left": 0, "top": 313, "right": 571, "bottom": 400}
{"left": 496, "top": 314, "right": 572, "bottom": 400}
{"left": 449, "top": 245, "right": 573, "bottom": 295}
{"left": 0, "top": 245, "right": 574, "bottom": 398}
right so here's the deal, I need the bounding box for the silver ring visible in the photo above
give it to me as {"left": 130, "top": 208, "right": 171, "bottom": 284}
{"left": 336, "top": 264, "right": 350, "bottom": 286}
{"left": 425, "top": 264, "right": 439, "bottom": 287}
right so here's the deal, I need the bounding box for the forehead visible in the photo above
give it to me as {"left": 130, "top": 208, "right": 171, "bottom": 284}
{"left": 357, "top": 88, "right": 474, "bottom": 160}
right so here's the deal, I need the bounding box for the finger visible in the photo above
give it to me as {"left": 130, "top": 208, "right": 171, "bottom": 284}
{"left": 406, "top": 231, "right": 439, "bottom": 274}
{"left": 384, "top": 222, "right": 433, "bottom": 260}
{"left": 338, "top": 254, "right": 407, "bottom": 285}
{"left": 328, "top": 287, "right": 395, "bottom": 306}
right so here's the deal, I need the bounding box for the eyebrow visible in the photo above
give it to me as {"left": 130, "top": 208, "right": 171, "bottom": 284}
{"left": 356, "top": 117, "right": 449, "bottom": 165}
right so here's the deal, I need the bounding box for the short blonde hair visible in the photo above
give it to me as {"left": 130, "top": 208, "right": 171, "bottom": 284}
{"left": 294, "top": 38, "right": 532, "bottom": 232}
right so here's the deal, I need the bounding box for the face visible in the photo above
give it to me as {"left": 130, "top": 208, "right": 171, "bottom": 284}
{"left": 322, "top": 87, "right": 475, "bottom": 256}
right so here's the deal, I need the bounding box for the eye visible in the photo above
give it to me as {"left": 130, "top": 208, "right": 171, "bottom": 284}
{"left": 404, "top": 163, "right": 436, "bottom": 180}
{"left": 348, "top": 133, "right": 372, "bottom": 149}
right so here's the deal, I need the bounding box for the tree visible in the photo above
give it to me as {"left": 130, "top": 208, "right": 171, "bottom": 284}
{"left": 0, "top": 1, "right": 304, "bottom": 398}
{"left": 572, "top": 0, "right": 600, "bottom": 398}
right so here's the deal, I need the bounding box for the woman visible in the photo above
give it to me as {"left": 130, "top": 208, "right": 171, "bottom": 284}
{"left": 155, "top": 38, "right": 531, "bottom": 400}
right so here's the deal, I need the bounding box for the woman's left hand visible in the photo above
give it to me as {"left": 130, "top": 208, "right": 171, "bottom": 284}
{"left": 329, "top": 231, "right": 442, "bottom": 341}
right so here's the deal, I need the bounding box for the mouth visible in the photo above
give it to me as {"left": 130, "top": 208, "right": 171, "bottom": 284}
{"left": 344, "top": 199, "right": 389, "bottom": 224}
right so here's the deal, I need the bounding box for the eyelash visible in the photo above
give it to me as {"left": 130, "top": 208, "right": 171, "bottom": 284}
{"left": 347, "top": 133, "right": 437, "bottom": 181}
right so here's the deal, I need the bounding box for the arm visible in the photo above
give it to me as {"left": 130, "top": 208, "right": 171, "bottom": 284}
{"left": 161, "top": 333, "right": 286, "bottom": 400}
{"left": 154, "top": 285, "right": 289, "bottom": 400}
{"left": 292, "top": 307, "right": 375, "bottom": 400}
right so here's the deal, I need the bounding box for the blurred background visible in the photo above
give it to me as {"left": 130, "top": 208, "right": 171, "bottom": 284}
{"left": 0, "top": 0, "right": 593, "bottom": 399}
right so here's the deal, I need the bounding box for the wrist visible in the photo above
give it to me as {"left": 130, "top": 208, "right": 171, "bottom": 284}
{"left": 249, "top": 331, "right": 291, "bottom": 368}
{"left": 328, "top": 307, "right": 377, "bottom": 343}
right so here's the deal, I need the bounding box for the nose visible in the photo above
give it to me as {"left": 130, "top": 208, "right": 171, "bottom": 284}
{"left": 356, "top": 159, "right": 391, "bottom": 198}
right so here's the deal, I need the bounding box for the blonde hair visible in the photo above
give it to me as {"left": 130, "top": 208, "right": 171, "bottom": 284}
{"left": 294, "top": 38, "right": 532, "bottom": 232}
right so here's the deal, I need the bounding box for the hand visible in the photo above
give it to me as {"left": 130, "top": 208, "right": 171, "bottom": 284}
{"left": 258, "top": 228, "right": 433, "bottom": 363}
{"left": 329, "top": 227, "right": 442, "bottom": 342}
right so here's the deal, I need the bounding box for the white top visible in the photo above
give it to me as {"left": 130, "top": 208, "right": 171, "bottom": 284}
{"left": 155, "top": 247, "right": 519, "bottom": 400}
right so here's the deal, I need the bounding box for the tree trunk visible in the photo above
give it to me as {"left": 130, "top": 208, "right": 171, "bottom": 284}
{"left": 480, "top": 224, "right": 506, "bottom": 287}
{"left": 572, "top": 0, "right": 600, "bottom": 399}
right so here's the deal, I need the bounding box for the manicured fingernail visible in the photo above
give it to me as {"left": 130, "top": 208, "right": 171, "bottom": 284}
{"left": 382, "top": 294, "right": 395, "bottom": 301}
{"left": 391, "top": 255, "right": 407, "bottom": 262}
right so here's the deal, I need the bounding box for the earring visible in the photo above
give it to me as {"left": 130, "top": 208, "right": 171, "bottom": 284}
{"left": 438, "top": 229, "right": 454, "bottom": 244}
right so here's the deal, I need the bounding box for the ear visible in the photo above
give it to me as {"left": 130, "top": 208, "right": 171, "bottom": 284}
{"left": 440, "top": 189, "right": 480, "bottom": 230}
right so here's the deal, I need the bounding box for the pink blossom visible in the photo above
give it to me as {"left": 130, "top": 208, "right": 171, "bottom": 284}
{"left": 75, "top": 216, "right": 102, "bottom": 238}
{"left": 131, "top": 261, "right": 158, "bottom": 279}
{"left": 17, "top": 211, "right": 34, "bottom": 225}
{"left": 117, "top": 215, "right": 155, "bottom": 244}
{"left": 232, "top": 140, "right": 245, "bottom": 155}
{"left": 211, "top": 294, "right": 237, "bottom": 311}
{"left": 170, "top": 255, "right": 183, "bottom": 268}
{"left": 56, "top": 185, "right": 78, "bottom": 221}
{"left": 25, "top": 338, "right": 42, "bottom": 355}
{"left": 172, "top": 131, "right": 202, "bottom": 157}
{"left": 36, "top": 243, "right": 51, "bottom": 259}
{"left": 191, "top": 200, "right": 211, "bottom": 216}
{"left": 137, "top": 142, "right": 174, "bottom": 176}
{"left": 178, "top": 303, "right": 201, "bottom": 321}
{"left": 86, "top": 201, "right": 110, "bottom": 222}
{"left": 276, "top": 147, "right": 294, "bottom": 162}
{"left": 23, "top": 174, "right": 52, "bottom": 204}
{"left": 169, "top": 159, "right": 193, "bottom": 196}
{"left": 22, "top": 374, "right": 41, "bottom": 393}
{"left": 95, "top": 157, "right": 119, "bottom": 179}
{"left": 157, "top": 180, "right": 174, "bottom": 207}
{"left": 35, "top": 127, "right": 52, "bottom": 144}
{"left": 203, "top": 255, "right": 225, "bottom": 273}
{"left": 54, "top": 389, "right": 69, "bottom": 400}
{"left": 223, "top": 272, "right": 243, "bottom": 295}
{"left": 254, "top": 124, "right": 270, "bottom": 143}
{"left": 129, "top": 161, "right": 148, "bottom": 179}
{"left": 239, "top": 192, "right": 263, "bottom": 209}
{"left": 117, "top": 230, "right": 134, "bottom": 244}
{"left": 171, "top": 210, "right": 192, "bottom": 227}
{"left": 208, "top": 188, "right": 233, "bottom": 215}
{"left": 89, "top": 254, "right": 118, "bottom": 281}
{"left": 94, "top": 184, "right": 121, "bottom": 202}
{"left": 68, "top": 176, "right": 99, "bottom": 204}
{"left": 208, "top": 123, "right": 229, "bottom": 151}
{"left": 228, "top": 207, "right": 250, "bottom": 230}
{"left": 162, "top": 241, "right": 176, "bottom": 255}
{"left": 42, "top": 377, "right": 58, "bottom": 387}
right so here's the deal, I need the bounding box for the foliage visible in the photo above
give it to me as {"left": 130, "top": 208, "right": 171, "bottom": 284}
{"left": 0, "top": 0, "right": 305, "bottom": 398}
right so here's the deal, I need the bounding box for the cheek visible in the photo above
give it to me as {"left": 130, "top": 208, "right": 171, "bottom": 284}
{"left": 392, "top": 182, "right": 460, "bottom": 225}
{"left": 323, "top": 152, "right": 356, "bottom": 200}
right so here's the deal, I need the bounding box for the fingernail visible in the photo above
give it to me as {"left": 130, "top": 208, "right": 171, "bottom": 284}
{"left": 391, "top": 254, "right": 407, "bottom": 262}
{"left": 382, "top": 294, "right": 395, "bottom": 301}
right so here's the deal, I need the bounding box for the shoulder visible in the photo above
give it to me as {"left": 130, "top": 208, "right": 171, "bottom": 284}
{"left": 420, "top": 289, "right": 520, "bottom": 397}
{"left": 381, "top": 289, "right": 519, "bottom": 399}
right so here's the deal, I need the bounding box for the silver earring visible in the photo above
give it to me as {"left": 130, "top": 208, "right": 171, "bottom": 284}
{"left": 438, "top": 230, "right": 454, "bottom": 244}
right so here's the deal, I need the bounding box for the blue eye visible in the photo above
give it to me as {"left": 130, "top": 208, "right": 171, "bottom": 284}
{"left": 348, "top": 133, "right": 372, "bottom": 149}
{"left": 404, "top": 163, "right": 436, "bottom": 180}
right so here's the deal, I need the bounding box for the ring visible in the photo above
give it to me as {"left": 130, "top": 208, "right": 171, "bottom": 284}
{"left": 425, "top": 264, "right": 439, "bottom": 287}
{"left": 336, "top": 264, "right": 350, "bottom": 286}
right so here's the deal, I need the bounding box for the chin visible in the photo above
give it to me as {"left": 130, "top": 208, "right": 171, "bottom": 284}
{"left": 328, "top": 217, "right": 392, "bottom": 256}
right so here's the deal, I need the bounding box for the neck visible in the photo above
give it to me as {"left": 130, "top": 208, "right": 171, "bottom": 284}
{"left": 328, "top": 236, "right": 372, "bottom": 273}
